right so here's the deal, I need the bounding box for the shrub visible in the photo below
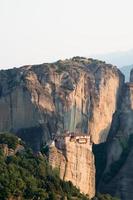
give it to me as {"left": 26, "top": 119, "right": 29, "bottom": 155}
{"left": 0, "top": 132, "right": 19, "bottom": 149}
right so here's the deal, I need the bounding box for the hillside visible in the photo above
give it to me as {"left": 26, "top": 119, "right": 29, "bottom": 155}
{"left": 0, "top": 133, "right": 119, "bottom": 200}
{"left": 0, "top": 133, "right": 90, "bottom": 200}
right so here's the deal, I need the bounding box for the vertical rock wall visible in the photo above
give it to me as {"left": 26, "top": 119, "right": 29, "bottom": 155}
{"left": 0, "top": 58, "right": 124, "bottom": 147}
{"left": 49, "top": 135, "right": 95, "bottom": 198}
{"left": 98, "top": 69, "right": 133, "bottom": 200}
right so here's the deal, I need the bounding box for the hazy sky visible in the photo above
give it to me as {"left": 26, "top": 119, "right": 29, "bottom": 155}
{"left": 0, "top": 0, "right": 133, "bottom": 69}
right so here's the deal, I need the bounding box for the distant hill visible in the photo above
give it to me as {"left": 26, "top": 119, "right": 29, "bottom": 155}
{"left": 92, "top": 49, "right": 133, "bottom": 82}
{"left": 120, "top": 65, "right": 133, "bottom": 82}
{"left": 92, "top": 49, "right": 133, "bottom": 68}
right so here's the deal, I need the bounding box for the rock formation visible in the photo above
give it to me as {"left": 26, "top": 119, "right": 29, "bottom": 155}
{"left": 49, "top": 134, "right": 95, "bottom": 198}
{"left": 0, "top": 57, "right": 124, "bottom": 151}
{"left": 98, "top": 69, "right": 133, "bottom": 200}
{"left": 0, "top": 57, "right": 125, "bottom": 198}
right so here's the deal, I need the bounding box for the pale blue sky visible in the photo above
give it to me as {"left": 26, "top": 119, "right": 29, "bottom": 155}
{"left": 0, "top": 0, "right": 133, "bottom": 68}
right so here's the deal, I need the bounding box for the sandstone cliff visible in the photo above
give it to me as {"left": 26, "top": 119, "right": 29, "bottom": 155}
{"left": 98, "top": 69, "right": 133, "bottom": 200}
{"left": 49, "top": 134, "right": 95, "bottom": 198}
{"left": 0, "top": 57, "right": 124, "bottom": 151}
{"left": 0, "top": 57, "right": 125, "bottom": 199}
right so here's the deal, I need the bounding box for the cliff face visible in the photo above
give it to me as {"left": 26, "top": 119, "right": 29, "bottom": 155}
{"left": 98, "top": 69, "right": 133, "bottom": 200}
{"left": 0, "top": 57, "right": 124, "bottom": 150}
{"left": 49, "top": 135, "right": 95, "bottom": 198}
{"left": 0, "top": 57, "right": 126, "bottom": 198}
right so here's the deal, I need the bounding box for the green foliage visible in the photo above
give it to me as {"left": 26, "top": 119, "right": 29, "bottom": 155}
{"left": 0, "top": 132, "right": 19, "bottom": 149}
{"left": 0, "top": 136, "right": 89, "bottom": 200}
{"left": 0, "top": 133, "right": 119, "bottom": 200}
{"left": 55, "top": 63, "right": 69, "bottom": 74}
{"left": 96, "top": 193, "right": 120, "bottom": 200}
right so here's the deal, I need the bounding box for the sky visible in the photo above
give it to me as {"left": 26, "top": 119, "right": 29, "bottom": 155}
{"left": 0, "top": 0, "right": 133, "bottom": 69}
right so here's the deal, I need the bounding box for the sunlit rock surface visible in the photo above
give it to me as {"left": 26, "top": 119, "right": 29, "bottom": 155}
{"left": 0, "top": 57, "right": 124, "bottom": 150}
{"left": 49, "top": 134, "right": 95, "bottom": 198}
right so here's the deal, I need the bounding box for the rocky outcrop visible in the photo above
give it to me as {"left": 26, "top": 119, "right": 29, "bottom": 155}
{"left": 98, "top": 69, "right": 133, "bottom": 200}
{"left": 49, "top": 134, "right": 95, "bottom": 198}
{"left": 0, "top": 58, "right": 124, "bottom": 150}
{"left": 0, "top": 57, "right": 126, "bottom": 198}
{"left": 0, "top": 143, "right": 24, "bottom": 156}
